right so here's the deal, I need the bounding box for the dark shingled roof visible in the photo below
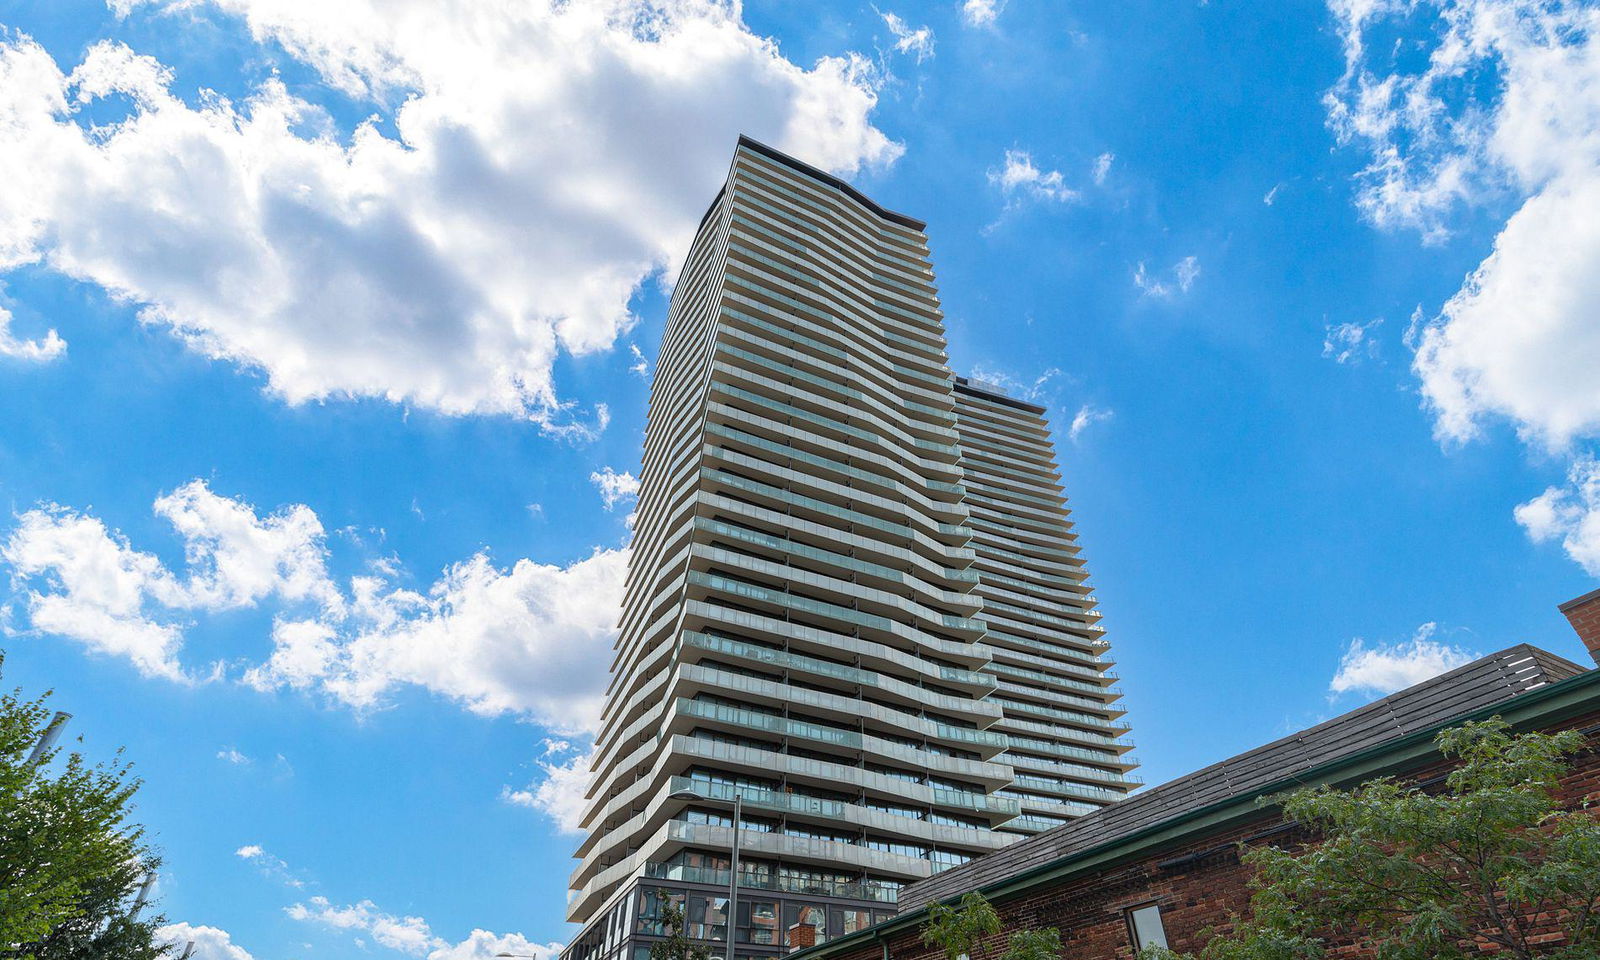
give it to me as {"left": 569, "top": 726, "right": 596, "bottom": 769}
{"left": 899, "top": 644, "right": 1586, "bottom": 910}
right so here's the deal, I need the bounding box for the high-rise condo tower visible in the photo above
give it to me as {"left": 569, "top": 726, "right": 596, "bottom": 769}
{"left": 564, "top": 137, "right": 1137, "bottom": 960}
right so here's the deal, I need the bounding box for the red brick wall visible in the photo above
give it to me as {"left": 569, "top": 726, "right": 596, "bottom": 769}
{"left": 1562, "top": 593, "right": 1600, "bottom": 665}
{"left": 825, "top": 714, "right": 1600, "bottom": 960}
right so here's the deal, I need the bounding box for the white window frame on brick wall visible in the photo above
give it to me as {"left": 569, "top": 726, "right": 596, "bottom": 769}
{"left": 1124, "top": 902, "right": 1169, "bottom": 951}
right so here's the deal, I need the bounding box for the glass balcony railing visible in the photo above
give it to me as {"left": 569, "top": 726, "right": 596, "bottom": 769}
{"left": 642, "top": 861, "right": 899, "bottom": 904}
{"left": 682, "top": 633, "right": 1003, "bottom": 736}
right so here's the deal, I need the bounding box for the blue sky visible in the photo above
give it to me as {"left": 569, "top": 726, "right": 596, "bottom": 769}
{"left": 2, "top": 0, "right": 1598, "bottom": 957}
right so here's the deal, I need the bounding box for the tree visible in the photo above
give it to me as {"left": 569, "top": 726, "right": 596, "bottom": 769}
{"left": 648, "top": 893, "right": 712, "bottom": 960}
{"left": 0, "top": 656, "right": 170, "bottom": 959}
{"left": 1147, "top": 717, "right": 1600, "bottom": 960}
{"left": 997, "top": 927, "right": 1062, "bottom": 960}
{"left": 922, "top": 892, "right": 1063, "bottom": 960}
{"left": 921, "top": 892, "right": 1001, "bottom": 960}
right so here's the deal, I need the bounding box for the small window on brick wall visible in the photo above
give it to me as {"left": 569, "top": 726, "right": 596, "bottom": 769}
{"left": 1125, "top": 903, "right": 1169, "bottom": 951}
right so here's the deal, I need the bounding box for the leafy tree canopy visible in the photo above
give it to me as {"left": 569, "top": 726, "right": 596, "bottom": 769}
{"left": 922, "top": 892, "right": 1002, "bottom": 960}
{"left": 1147, "top": 717, "right": 1600, "bottom": 960}
{"left": 0, "top": 655, "right": 169, "bottom": 959}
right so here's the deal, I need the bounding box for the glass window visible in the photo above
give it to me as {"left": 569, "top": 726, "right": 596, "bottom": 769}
{"left": 687, "top": 895, "right": 729, "bottom": 942}
{"left": 1127, "top": 904, "right": 1169, "bottom": 950}
{"left": 783, "top": 903, "right": 827, "bottom": 946}
{"left": 637, "top": 888, "right": 685, "bottom": 936}
{"left": 929, "top": 849, "right": 973, "bottom": 869}
{"left": 739, "top": 899, "right": 779, "bottom": 945}
{"left": 829, "top": 908, "right": 874, "bottom": 936}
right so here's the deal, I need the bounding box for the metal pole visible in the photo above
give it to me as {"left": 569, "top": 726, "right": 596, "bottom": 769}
{"left": 130, "top": 872, "right": 156, "bottom": 919}
{"left": 727, "top": 792, "right": 741, "bottom": 960}
{"left": 26, "top": 712, "right": 71, "bottom": 768}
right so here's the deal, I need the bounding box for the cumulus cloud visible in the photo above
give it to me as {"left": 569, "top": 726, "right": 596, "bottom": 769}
{"left": 157, "top": 922, "right": 257, "bottom": 960}
{"left": 1132, "top": 255, "right": 1200, "bottom": 298}
{"left": 1515, "top": 457, "right": 1600, "bottom": 576}
{"left": 1325, "top": 0, "right": 1600, "bottom": 574}
{"left": 1068, "top": 404, "right": 1113, "bottom": 442}
{"left": 503, "top": 739, "right": 594, "bottom": 834}
{"left": 1, "top": 480, "right": 343, "bottom": 681}
{"left": 0, "top": 1, "right": 900, "bottom": 430}
{"left": 2, "top": 505, "right": 191, "bottom": 680}
{"left": 0, "top": 305, "right": 65, "bottom": 362}
{"left": 288, "top": 898, "right": 436, "bottom": 956}
{"left": 3, "top": 481, "right": 627, "bottom": 733}
{"left": 881, "top": 12, "right": 935, "bottom": 63}
{"left": 288, "top": 896, "right": 560, "bottom": 960}
{"left": 289, "top": 547, "right": 626, "bottom": 731}
{"left": 154, "top": 481, "right": 342, "bottom": 614}
{"left": 1322, "top": 317, "right": 1383, "bottom": 365}
{"left": 1414, "top": 175, "right": 1600, "bottom": 450}
{"left": 217, "top": 747, "right": 251, "bottom": 765}
{"left": 989, "top": 150, "right": 1079, "bottom": 206}
{"left": 589, "top": 467, "right": 641, "bottom": 512}
{"left": 1329, "top": 624, "right": 1479, "bottom": 699}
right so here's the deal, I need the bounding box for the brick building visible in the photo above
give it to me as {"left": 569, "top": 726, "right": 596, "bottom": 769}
{"left": 1560, "top": 587, "right": 1600, "bottom": 665}
{"left": 791, "top": 633, "right": 1600, "bottom": 960}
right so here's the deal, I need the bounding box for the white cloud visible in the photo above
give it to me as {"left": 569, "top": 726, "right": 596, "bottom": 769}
{"left": 2, "top": 479, "right": 343, "bottom": 682}
{"left": 288, "top": 896, "right": 560, "bottom": 960}
{"left": 627, "top": 343, "right": 649, "bottom": 379}
{"left": 961, "top": 0, "right": 1006, "bottom": 27}
{"left": 429, "top": 931, "right": 561, "bottom": 960}
{"left": 1132, "top": 255, "right": 1200, "bottom": 298}
{"left": 1329, "top": 624, "right": 1479, "bottom": 699}
{"left": 288, "top": 898, "right": 436, "bottom": 956}
{"left": 1091, "top": 152, "right": 1114, "bottom": 186}
{"left": 154, "top": 480, "right": 342, "bottom": 614}
{"left": 1413, "top": 174, "right": 1600, "bottom": 450}
{"left": 217, "top": 747, "right": 251, "bottom": 765}
{"left": 965, "top": 365, "right": 1065, "bottom": 403}
{"left": 1068, "top": 404, "right": 1113, "bottom": 442}
{"left": 1263, "top": 183, "right": 1281, "bottom": 205}
{"left": 988, "top": 149, "right": 1078, "bottom": 205}
{"left": 0, "top": 3, "right": 899, "bottom": 431}
{"left": 158, "top": 922, "right": 257, "bottom": 960}
{"left": 244, "top": 618, "right": 341, "bottom": 692}
{"left": 4, "top": 482, "right": 627, "bottom": 733}
{"left": 881, "top": 12, "right": 935, "bottom": 63}
{"left": 233, "top": 842, "right": 305, "bottom": 887}
{"left": 589, "top": 467, "right": 641, "bottom": 512}
{"left": 1322, "top": 317, "right": 1383, "bottom": 364}
{"left": 2, "top": 505, "right": 189, "bottom": 680}
{"left": 0, "top": 305, "right": 65, "bottom": 362}
{"left": 301, "top": 547, "right": 627, "bottom": 731}
{"left": 1515, "top": 457, "right": 1600, "bottom": 576}
{"left": 1325, "top": 0, "right": 1600, "bottom": 576}
{"left": 503, "top": 740, "right": 594, "bottom": 834}
{"left": 1327, "top": 0, "right": 1600, "bottom": 448}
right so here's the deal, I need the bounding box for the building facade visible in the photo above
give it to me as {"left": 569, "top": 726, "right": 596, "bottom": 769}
{"left": 562, "top": 137, "right": 1137, "bottom": 960}
{"left": 793, "top": 641, "right": 1599, "bottom": 960}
